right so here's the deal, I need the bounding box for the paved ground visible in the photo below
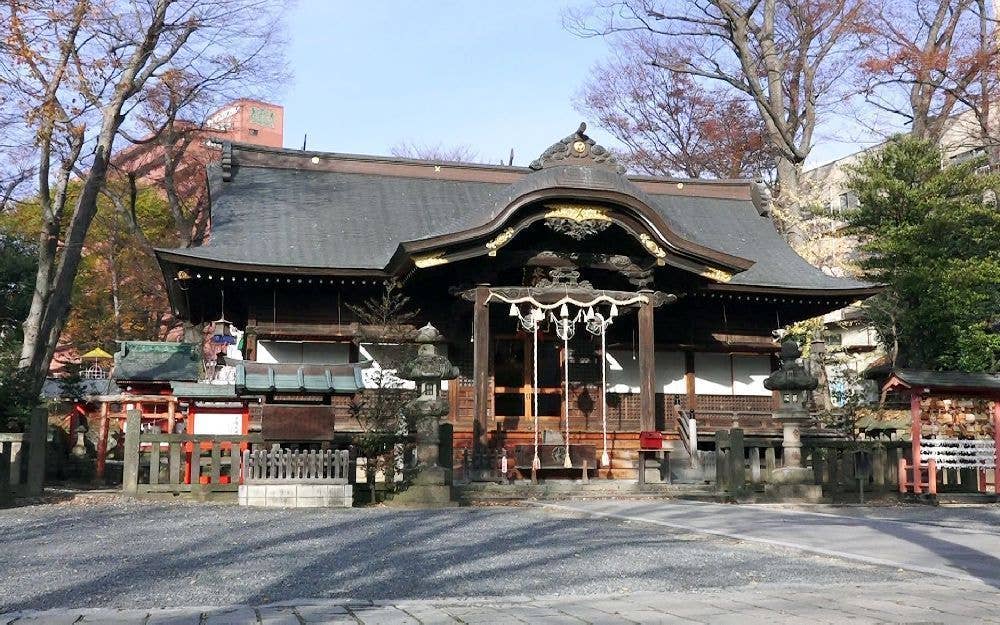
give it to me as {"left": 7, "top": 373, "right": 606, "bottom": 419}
{"left": 1, "top": 498, "right": 997, "bottom": 623}
{"left": 540, "top": 499, "right": 1000, "bottom": 586}
{"left": 3, "top": 580, "right": 1000, "bottom": 624}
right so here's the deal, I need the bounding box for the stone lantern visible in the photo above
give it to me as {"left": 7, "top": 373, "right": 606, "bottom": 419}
{"left": 763, "top": 340, "right": 822, "bottom": 501}
{"left": 391, "top": 323, "right": 459, "bottom": 507}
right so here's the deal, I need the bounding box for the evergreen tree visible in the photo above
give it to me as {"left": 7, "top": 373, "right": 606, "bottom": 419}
{"left": 846, "top": 136, "right": 1000, "bottom": 372}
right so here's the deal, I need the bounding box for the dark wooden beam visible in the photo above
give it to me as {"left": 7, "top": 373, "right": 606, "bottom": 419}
{"left": 638, "top": 293, "right": 655, "bottom": 432}
{"left": 472, "top": 284, "right": 491, "bottom": 452}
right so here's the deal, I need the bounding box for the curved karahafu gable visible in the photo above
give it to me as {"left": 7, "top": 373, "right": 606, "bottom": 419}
{"left": 155, "top": 128, "right": 877, "bottom": 298}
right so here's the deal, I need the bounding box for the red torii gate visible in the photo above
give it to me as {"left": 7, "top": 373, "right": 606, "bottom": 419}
{"left": 883, "top": 369, "right": 1000, "bottom": 496}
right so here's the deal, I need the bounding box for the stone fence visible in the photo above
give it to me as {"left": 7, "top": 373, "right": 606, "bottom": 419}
{"left": 0, "top": 408, "right": 46, "bottom": 506}
{"left": 715, "top": 429, "right": 913, "bottom": 498}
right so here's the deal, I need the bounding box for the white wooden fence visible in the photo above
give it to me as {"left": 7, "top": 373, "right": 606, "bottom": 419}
{"left": 241, "top": 448, "right": 350, "bottom": 484}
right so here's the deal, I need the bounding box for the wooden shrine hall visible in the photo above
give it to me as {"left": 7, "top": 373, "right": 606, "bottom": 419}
{"left": 155, "top": 124, "right": 878, "bottom": 480}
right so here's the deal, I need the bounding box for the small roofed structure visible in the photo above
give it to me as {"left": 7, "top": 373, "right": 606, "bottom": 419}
{"left": 884, "top": 369, "right": 999, "bottom": 497}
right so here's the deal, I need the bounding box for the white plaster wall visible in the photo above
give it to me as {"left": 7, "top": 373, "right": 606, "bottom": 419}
{"left": 256, "top": 340, "right": 350, "bottom": 365}
{"left": 606, "top": 350, "right": 685, "bottom": 394}
{"left": 694, "top": 353, "right": 732, "bottom": 394}
{"left": 731, "top": 355, "right": 772, "bottom": 396}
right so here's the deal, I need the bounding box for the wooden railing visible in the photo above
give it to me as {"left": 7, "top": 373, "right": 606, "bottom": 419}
{"left": 241, "top": 448, "right": 350, "bottom": 484}
{"left": 122, "top": 409, "right": 262, "bottom": 498}
{"left": 675, "top": 409, "right": 698, "bottom": 468}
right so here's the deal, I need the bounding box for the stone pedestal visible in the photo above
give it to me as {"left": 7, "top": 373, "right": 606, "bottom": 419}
{"left": 386, "top": 466, "right": 457, "bottom": 507}
{"left": 765, "top": 481, "right": 823, "bottom": 502}
{"left": 640, "top": 451, "right": 666, "bottom": 484}
{"left": 387, "top": 417, "right": 458, "bottom": 507}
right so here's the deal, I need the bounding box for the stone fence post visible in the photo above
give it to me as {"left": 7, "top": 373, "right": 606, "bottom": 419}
{"left": 122, "top": 409, "right": 141, "bottom": 496}
{"left": 24, "top": 407, "right": 46, "bottom": 497}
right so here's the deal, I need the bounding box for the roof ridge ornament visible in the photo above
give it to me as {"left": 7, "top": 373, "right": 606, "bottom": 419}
{"left": 529, "top": 122, "right": 626, "bottom": 175}
{"left": 221, "top": 142, "right": 234, "bottom": 182}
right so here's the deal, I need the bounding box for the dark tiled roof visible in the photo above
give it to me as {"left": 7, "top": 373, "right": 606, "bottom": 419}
{"left": 158, "top": 143, "right": 873, "bottom": 292}
{"left": 40, "top": 378, "right": 121, "bottom": 400}
{"left": 890, "top": 369, "right": 1000, "bottom": 392}
{"left": 113, "top": 341, "right": 202, "bottom": 382}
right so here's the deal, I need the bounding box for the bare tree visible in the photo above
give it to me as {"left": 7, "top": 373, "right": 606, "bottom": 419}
{"left": 0, "top": 0, "right": 287, "bottom": 394}
{"left": 566, "top": 0, "right": 867, "bottom": 203}
{"left": 390, "top": 140, "right": 480, "bottom": 163}
{"left": 859, "top": 0, "right": 998, "bottom": 145}
{"left": 576, "top": 41, "right": 772, "bottom": 179}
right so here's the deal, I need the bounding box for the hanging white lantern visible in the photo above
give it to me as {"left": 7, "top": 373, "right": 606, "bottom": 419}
{"left": 210, "top": 317, "right": 236, "bottom": 345}
{"left": 509, "top": 303, "right": 518, "bottom": 317}
{"left": 559, "top": 302, "right": 569, "bottom": 317}
{"left": 610, "top": 303, "right": 619, "bottom": 318}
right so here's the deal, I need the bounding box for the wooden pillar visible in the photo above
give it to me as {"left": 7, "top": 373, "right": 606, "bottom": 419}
{"left": 910, "top": 392, "right": 922, "bottom": 494}
{"left": 167, "top": 400, "right": 176, "bottom": 435}
{"left": 95, "top": 402, "right": 110, "bottom": 480}
{"left": 684, "top": 351, "right": 696, "bottom": 411}
{"left": 472, "top": 285, "right": 491, "bottom": 453}
{"left": 638, "top": 294, "right": 655, "bottom": 432}
{"left": 993, "top": 401, "right": 1000, "bottom": 495}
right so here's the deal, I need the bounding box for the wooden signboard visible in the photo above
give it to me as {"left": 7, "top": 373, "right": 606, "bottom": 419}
{"left": 261, "top": 404, "right": 335, "bottom": 441}
{"left": 513, "top": 444, "right": 596, "bottom": 470}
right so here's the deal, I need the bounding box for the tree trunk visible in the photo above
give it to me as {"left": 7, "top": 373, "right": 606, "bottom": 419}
{"left": 774, "top": 156, "right": 802, "bottom": 203}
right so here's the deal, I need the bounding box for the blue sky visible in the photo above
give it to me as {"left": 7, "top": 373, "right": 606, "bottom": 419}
{"left": 280, "top": 1, "right": 864, "bottom": 168}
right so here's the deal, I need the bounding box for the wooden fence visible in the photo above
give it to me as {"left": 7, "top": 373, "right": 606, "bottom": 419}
{"left": 241, "top": 448, "right": 350, "bottom": 484}
{"left": 122, "top": 409, "right": 262, "bottom": 499}
{"left": 0, "top": 408, "right": 47, "bottom": 505}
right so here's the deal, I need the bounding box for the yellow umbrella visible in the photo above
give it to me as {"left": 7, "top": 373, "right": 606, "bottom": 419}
{"left": 81, "top": 347, "right": 113, "bottom": 359}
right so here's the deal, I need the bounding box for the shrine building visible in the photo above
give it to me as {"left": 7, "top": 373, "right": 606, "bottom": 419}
{"left": 154, "top": 124, "right": 878, "bottom": 480}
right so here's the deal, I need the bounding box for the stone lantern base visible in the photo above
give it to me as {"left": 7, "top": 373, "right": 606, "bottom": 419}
{"left": 385, "top": 466, "right": 457, "bottom": 507}
{"left": 765, "top": 467, "right": 822, "bottom": 502}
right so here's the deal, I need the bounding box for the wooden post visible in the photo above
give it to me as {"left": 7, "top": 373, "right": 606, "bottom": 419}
{"left": 638, "top": 294, "right": 655, "bottom": 433}
{"left": 873, "top": 446, "right": 885, "bottom": 490}
{"left": 167, "top": 400, "right": 176, "bottom": 434}
{"left": 95, "top": 402, "right": 110, "bottom": 480}
{"left": 122, "top": 409, "right": 141, "bottom": 495}
{"left": 684, "top": 351, "right": 697, "bottom": 411}
{"left": 472, "top": 285, "right": 491, "bottom": 455}
{"left": 910, "top": 392, "right": 922, "bottom": 494}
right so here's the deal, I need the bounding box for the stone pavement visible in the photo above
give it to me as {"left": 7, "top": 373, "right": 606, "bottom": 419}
{"left": 3, "top": 580, "right": 999, "bottom": 624}
{"left": 540, "top": 499, "right": 1000, "bottom": 585}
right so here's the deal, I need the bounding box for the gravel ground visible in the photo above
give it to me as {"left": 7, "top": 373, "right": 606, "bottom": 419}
{"left": 0, "top": 498, "right": 918, "bottom": 612}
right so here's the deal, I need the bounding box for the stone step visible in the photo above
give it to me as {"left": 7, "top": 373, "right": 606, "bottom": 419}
{"left": 453, "top": 482, "right": 720, "bottom": 504}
